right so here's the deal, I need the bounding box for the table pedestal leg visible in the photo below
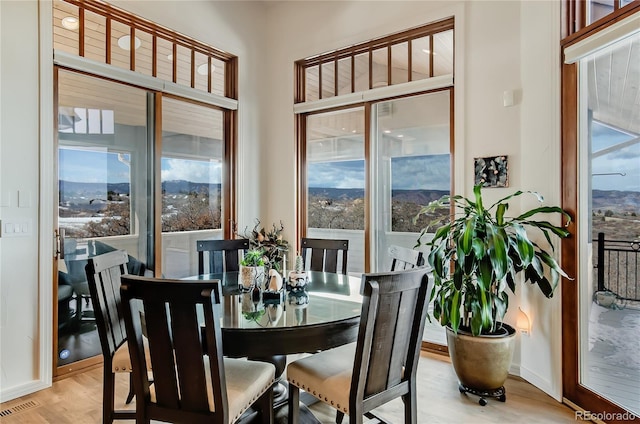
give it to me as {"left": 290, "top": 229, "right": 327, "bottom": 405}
{"left": 247, "top": 354, "right": 321, "bottom": 424}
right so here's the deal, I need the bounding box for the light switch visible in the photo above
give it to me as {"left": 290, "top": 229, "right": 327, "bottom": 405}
{"left": 18, "top": 190, "right": 31, "bottom": 208}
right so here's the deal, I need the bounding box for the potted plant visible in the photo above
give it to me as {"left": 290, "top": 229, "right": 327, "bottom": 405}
{"left": 239, "top": 249, "right": 266, "bottom": 292}
{"left": 415, "top": 185, "right": 571, "bottom": 404}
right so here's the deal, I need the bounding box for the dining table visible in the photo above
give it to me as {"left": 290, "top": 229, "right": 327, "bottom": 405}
{"left": 182, "top": 270, "right": 364, "bottom": 423}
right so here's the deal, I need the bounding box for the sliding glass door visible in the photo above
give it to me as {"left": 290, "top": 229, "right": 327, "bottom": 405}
{"left": 54, "top": 70, "right": 231, "bottom": 375}
{"left": 160, "top": 97, "right": 225, "bottom": 278}
{"left": 371, "top": 91, "right": 451, "bottom": 345}
{"left": 305, "top": 108, "right": 366, "bottom": 274}
{"left": 55, "top": 69, "right": 150, "bottom": 371}
{"left": 576, "top": 31, "right": 640, "bottom": 416}
{"left": 303, "top": 90, "right": 453, "bottom": 345}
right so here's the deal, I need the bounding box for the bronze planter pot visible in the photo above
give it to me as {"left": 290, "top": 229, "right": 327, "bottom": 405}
{"left": 446, "top": 323, "right": 516, "bottom": 391}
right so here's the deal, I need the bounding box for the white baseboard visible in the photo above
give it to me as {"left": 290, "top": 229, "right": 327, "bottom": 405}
{"left": 0, "top": 380, "right": 50, "bottom": 403}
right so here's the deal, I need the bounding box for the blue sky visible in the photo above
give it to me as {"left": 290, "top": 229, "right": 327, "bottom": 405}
{"left": 307, "top": 155, "right": 451, "bottom": 190}
{"left": 59, "top": 127, "right": 638, "bottom": 192}
{"left": 591, "top": 121, "right": 640, "bottom": 192}
{"left": 59, "top": 149, "right": 221, "bottom": 184}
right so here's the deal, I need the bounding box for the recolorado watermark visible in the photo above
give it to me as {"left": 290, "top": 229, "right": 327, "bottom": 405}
{"left": 575, "top": 410, "right": 637, "bottom": 421}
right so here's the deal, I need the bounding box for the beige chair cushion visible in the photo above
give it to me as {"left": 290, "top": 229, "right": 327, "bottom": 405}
{"left": 112, "top": 338, "right": 152, "bottom": 373}
{"left": 149, "top": 356, "right": 275, "bottom": 424}
{"left": 287, "top": 343, "right": 356, "bottom": 414}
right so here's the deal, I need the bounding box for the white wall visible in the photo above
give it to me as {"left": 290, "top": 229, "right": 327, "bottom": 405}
{"left": 0, "top": 0, "right": 44, "bottom": 401}
{"left": 0, "top": 0, "right": 564, "bottom": 403}
{"left": 518, "top": 0, "right": 563, "bottom": 400}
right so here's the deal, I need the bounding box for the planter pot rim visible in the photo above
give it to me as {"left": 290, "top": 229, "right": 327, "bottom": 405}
{"left": 446, "top": 322, "right": 516, "bottom": 338}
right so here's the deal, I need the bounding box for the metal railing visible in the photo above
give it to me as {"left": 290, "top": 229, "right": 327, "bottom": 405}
{"left": 594, "top": 232, "right": 640, "bottom": 301}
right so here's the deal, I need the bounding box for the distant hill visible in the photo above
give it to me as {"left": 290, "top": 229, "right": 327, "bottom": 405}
{"left": 59, "top": 181, "right": 639, "bottom": 211}
{"left": 59, "top": 180, "right": 221, "bottom": 196}
{"left": 309, "top": 187, "right": 449, "bottom": 204}
{"left": 391, "top": 189, "right": 449, "bottom": 204}
{"left": 162, "top": 180, "right": 221, "bottom": 194}
{"left": 309, "top": 187, "right": 364, "bottom": 200}
{"left": 592, "top": 189, "right": 640, "bottom": 213}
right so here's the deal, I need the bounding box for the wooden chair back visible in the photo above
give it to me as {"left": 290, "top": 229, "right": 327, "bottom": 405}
{"left": 120, "top": 275, "right": 227, "bottom": 424}
{"left": 85, "top": 250, "right": 130, "bottom": 363}
{"left": 388, "top": 245, "right": 424, "bottom": 271}
{"left": 85, "top": 250, "right": 137, "bottom": 422}
{"left": 351, "top": 268, "right": 431, "bottom": 417}
{"left": 300, "top": 237, "right": 349, "bottom": 274}
{"left": 196, "top": 239, "right": 249, "bottom": 274}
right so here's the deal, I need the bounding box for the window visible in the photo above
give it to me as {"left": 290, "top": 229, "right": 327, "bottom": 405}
{"left": 295, "top": 18, "right": 454, "bottom": 103}
{"left": 52, "top": 0, "right": 232, "bottom": 97}
{"left": 53, "top": 0, "right": 238, "bottom": 376}
{"left": 59, "top": 147, "right": 133, "bottom": 238}
{"left": 296, "top": 21, "right": 454, "bottom": 276}
{"left": 160, "top": 97, "right": 226, "bottom": 278}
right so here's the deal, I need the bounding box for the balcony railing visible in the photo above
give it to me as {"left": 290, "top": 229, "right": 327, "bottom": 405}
{"left": 594, "top": 232, "right": 640, "bottom": 302}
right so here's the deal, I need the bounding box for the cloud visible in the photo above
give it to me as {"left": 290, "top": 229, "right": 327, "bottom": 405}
{"left": 161, "top": 158, "right": 221, "bottom": 183}
{"left": 308, "top": 161, "right": 365, "bottom": 189}
{"left": 391, "top": 155, "right": 450, "bottom": 190}
{"left": 308, "top": 155, "right": 452, "bottom": 190}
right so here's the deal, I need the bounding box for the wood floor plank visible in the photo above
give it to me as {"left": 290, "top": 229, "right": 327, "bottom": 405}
{"left": 1, "top": 352, "right": 577, "bottom": 423}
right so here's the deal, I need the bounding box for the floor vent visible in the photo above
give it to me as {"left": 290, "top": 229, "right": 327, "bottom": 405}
{"left": 0, "top": 400, "right": 40, "bottom": 417}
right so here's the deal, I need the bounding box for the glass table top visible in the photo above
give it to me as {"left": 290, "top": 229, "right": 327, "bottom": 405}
{"left": 183, "top": 271, "right": 363, "bottom": 330}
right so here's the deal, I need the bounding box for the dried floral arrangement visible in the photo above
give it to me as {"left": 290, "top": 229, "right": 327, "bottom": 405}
{"left": 238, "top": 219, "right": 289, "bottom": 272}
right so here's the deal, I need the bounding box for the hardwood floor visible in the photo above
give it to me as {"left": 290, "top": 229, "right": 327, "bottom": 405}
{"left": 0, "top": 352, "right": 577, "bottom": 423}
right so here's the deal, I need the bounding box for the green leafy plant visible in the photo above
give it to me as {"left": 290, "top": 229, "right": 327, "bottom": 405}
{"left": 415, "top": 185, "right": 572, "bottom": 336}
{"left": 240, "top": 249, "right": 266, "bottom": 267}
{"left": 242, "top": 309, "right": 266, "bottom": 323}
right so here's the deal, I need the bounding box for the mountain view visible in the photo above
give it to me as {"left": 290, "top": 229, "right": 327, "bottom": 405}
{"left": 59, "top": 180, "right": 639, "bottom": 241}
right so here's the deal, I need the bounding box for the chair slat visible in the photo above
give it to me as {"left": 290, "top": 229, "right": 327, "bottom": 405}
{"left": 171, "top": 303, "right": 210, "bottom": 411}
{"left": 197, "top": 239, "right": 249, "bottom": 274}
{"left": 389, "top": 245, "right": 424, "bottom": 272}
{"left": 144, "top": 300, "right": 180, "bottom": 408}
{"left": 302, "top": 238, "right": 349, "bottom": 274}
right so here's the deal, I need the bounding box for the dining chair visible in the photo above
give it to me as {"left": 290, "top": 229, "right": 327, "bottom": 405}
{"left": 197, "top": 239, "right": 250, "bottom": 274}
{"left": 286, "top": 267, "right": 431, "bottom": 424}
{"left": 388, "top": 245, "right": 424, "bottom": 271}
{"left": 300, "top": 237, "right": 349, "bottom": 274}
{"left": 70, "top": 240, "right": 147, "bottom": 326}
{"left": 120, "top": 275, "right": 275, "bottom": 424}
{"left": 85, "top": 250, "right": 138, "bottom": 423}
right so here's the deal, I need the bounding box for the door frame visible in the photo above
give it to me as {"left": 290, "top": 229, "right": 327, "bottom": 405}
{"left": 560, "top": 4, "right": 640, "bottom": 419}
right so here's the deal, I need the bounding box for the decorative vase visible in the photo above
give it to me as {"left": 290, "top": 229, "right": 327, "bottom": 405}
{"left": 266, "top": 268, "right": 283, "bottom": 292}
{"left": 446, "top": 323, "right": 516, "bottom": 392}
{"left": 239, "top": 265, "right": 264, "bottom": 292}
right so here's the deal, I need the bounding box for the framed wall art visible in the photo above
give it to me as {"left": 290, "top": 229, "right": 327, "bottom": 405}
{"left": 474, "top": 155, "right": 508, "bottom": 188}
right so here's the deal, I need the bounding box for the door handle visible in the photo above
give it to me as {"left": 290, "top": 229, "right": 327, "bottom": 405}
{"left": 55, "top": 228, "right": 65, "bottom": 260}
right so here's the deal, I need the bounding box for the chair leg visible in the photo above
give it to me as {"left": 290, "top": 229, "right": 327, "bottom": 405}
{"left": 402, "top": 386, "right": 417, "bottom": 424}
{"left": 258, "top": 386, "right": 274, "bottom": 424}
{"left": 336, "top": 411, "right": 345, "bottom": 424}
{"left": 125, "top": 373, "right": 135, "bottom": 404}
{"left": 288, "top": 384, "right": 300, "bottom": 424}
{"left": 103, "top": 368, "right": 115, "bottom": 424}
